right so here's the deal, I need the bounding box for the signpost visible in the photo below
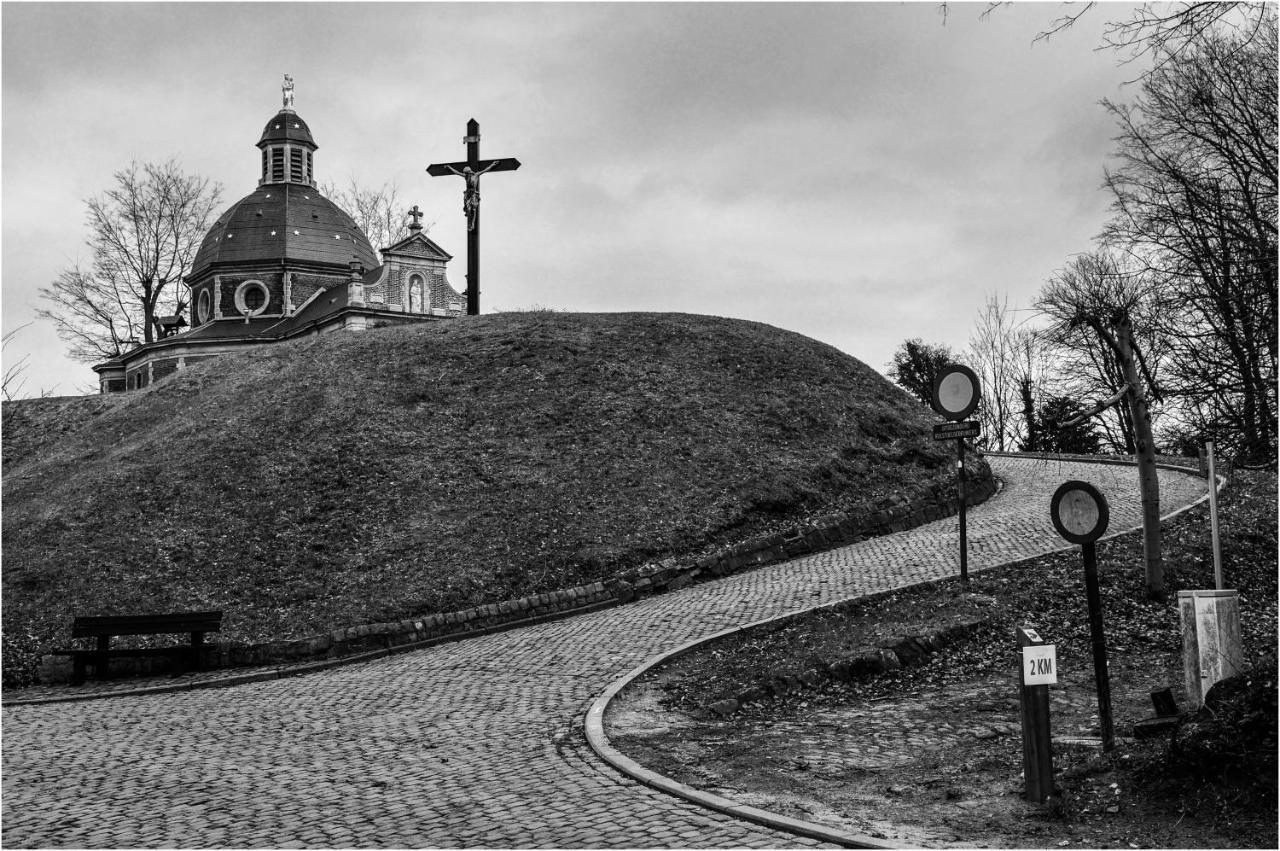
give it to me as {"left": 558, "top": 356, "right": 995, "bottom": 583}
{"left": 1205, "top": 441, "right": 1223, "bottom": 589}
{"left": 931, "top": 364, "right": 981, "bottom": 583}
{"left": 427, "top": 119, "right": 521, "bottom": 316}
{"left": 1017, "top": 625, "right": 1056, "bottom": 802}
{"left": 1050, "top": 480, "right": 1115, "bottom": 751}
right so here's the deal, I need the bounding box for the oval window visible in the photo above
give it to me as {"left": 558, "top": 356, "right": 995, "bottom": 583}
{"left": 196, "top": 289, "right": 212, "bottom": 324}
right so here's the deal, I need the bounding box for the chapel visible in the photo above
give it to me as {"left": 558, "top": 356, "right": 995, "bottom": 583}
{"left": 93, "top": 79, "right": 464, "bottom": 393}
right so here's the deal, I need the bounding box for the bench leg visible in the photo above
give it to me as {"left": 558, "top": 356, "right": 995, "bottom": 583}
{"left": 190, "top": 631, "right": 205, "bottom": 672}
{"left": 93, "top": 636, "right": 111, "bottom": 682}
{"left": 72, "top": 656, "right": 86, "bottom": 686}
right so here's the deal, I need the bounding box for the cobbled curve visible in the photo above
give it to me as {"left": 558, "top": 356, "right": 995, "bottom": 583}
{"left": 1, "top": 457, "right": 1207, "bottom": 848}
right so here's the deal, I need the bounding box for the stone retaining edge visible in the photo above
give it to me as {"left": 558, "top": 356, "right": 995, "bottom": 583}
{"left": 30, "top": 463, "right": 999, "bottom": 692}
{"left": 583, "top": 456, "right": 1217, "bottom": 849}
{"left": 584, "top": 632, "right": 898, "bottom": 850}
{"left": 9, "top": 599, "right": 618, "bottom": 707}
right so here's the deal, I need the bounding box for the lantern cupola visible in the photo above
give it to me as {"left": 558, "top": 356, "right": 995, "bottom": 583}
{"left": 258, "top": 74, "right": 317, "bottom": 187}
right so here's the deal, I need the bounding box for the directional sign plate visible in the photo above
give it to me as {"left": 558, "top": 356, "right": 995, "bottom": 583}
{"left": 932, "top": 420, "right": 981, "bottom": 441}
{"left": 1023, "top": 644, "right": 1058, "bottom": 685}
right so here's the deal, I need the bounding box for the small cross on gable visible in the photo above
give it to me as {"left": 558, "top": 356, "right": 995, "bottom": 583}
{"left": 407, "top": 205, "right": 424, "bottom": 230}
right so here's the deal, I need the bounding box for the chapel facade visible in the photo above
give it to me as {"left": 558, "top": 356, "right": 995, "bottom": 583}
{"left": 93, "top": 81, "right": 464, "bottom": 393}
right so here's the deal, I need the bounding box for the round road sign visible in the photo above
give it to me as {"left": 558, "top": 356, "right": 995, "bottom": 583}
{"left": 1050, "top": 480, "right": 1110, "bottom": 545}
{"left": 931, "top": 364, "right": 981, "bottom": 421}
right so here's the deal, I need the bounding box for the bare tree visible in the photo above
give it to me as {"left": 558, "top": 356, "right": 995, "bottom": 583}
{"left": 3, "top": 324, "right": 33, "bottom": 401}
{"left": 1039, "top": 251, "right": 1168, "bottom": 600}
{"left": 38, "top": 160, "right": 222, "bottom": 362}
{"left": 1101, "top": 15, "right": 1277, "bottom": 464}
{"left": 944, "top": 2, "right": 1272, "bottom": 80}
{"left": 967, "top": 293, "right": 1048, "bottom": 451}
{"left": 321, "top": 178, "right": 425, "bottom": 258}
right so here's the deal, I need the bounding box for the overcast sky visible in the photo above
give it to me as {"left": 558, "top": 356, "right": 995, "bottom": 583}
{"left": 2, "top": 1, "right": 1152, "bottom": 398}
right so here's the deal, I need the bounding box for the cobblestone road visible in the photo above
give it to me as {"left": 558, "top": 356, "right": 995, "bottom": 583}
{"left": 1, "top": 458, "right": 1206, "bottom": 848}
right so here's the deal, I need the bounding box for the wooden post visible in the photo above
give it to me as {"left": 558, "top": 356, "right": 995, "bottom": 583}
{"left": 1017, "top": 626, "right": 1054, "bottom": 802}
{"left": 1082, "top": 541, "right": 1115, "bottom": 751}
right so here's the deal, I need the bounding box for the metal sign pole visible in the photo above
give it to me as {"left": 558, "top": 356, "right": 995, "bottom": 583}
{"left": 958, "top": 439, "right": 968, "bottom": 583}
{"left": 1082, "top": 540, "right": 1115, "bottom": 751}
{"left": 1207, "top": 441, "right": 1222, "bottom": 590}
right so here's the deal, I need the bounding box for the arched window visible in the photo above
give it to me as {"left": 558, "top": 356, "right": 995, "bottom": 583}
{"left": 407, "top": 274, "right": 425, "bottom": 313}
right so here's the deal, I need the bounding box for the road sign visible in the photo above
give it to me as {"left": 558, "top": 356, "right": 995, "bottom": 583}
{"left": 932, "top": 420, "right": 980, "bottom": 441}
{"left": 1050, "top": 480, "right": 1110, "bottom": 545}
{"left": 1049, "top": 480, "right": 1115, "bottom": 751}
{"left": 931, "top": 364, "right": 981, "bottom": 421}
{"left": 1023, "top": 644, "right": 1058, "bottom": 685}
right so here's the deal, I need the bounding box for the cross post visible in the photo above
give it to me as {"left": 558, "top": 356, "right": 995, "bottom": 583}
{"left": 427, "top": 119, "right": 520, "bottom": 315}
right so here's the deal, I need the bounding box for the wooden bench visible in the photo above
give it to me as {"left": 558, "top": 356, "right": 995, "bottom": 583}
{"left": 60, "top": 611, "right": 223, "bottom": 685}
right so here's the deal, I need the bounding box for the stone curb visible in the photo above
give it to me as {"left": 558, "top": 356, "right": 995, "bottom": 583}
{"left": 583, "top": 456, "right": 1216, "bottom": 848}
{"left": 584, "top": 629, "right": 899, "bottom": 850}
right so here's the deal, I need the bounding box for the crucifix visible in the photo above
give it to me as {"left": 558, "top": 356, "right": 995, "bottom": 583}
{"left": 427, "top": 118, "right": 520, "bottom": 316}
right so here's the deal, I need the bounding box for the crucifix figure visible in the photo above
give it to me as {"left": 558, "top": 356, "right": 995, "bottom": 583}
{"left": 282, "top": 74, "right": 294, "bottom": 109}
{"left": 427, "top": 118, "right": 520, "bottom": 316}
{"left": 444, "top": 161, "right": 501, "bottom": 232}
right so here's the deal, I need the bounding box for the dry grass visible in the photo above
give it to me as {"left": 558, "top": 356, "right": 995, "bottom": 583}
{"left": 3, "top": 312, "right": 953, "bottom": 686}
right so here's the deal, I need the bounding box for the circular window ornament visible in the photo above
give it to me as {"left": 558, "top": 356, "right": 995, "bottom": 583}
{"left": 234, "top": 280, "right": 270, "bottom": 317}
{"left": 1050, "top": 480, "right": 1110, "bottom": 545}
{"left": 931, "top": 364, "right": 981, "bottom": 421}
{"left": 196, "top": 289, "right": 212, "bottom": 324}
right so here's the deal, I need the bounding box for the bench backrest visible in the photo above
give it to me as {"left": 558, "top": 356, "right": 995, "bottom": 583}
{"left": 72, "top": 611, "right": 223, "bottom": 638}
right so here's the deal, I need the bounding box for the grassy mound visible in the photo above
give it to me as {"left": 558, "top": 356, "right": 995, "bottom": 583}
{"left": 2, "top": 312, "right": 953, "bottom": 686}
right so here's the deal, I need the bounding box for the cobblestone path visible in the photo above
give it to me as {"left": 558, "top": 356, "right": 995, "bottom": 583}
{"left": 1, "top": 458, "right": 1206, "bottom": 848}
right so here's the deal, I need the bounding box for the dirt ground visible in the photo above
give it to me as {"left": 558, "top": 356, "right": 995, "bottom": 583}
{"left": 605, "top": 469, "right": 1278, "bottom": 848}
{"left": 609, "top": 657, "right": 1269, "bottom": 848}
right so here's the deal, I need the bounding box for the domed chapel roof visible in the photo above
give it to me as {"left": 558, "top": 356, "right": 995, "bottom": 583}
{"left": 191, "top": 185, "right": 379, "bottom": 273}
{"left": 187, "top": 79, "right": 378, "bottom": 279}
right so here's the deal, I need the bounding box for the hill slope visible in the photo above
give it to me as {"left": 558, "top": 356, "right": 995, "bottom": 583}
{"left": 3, "top": 312, "right": 956, "bottom": 678}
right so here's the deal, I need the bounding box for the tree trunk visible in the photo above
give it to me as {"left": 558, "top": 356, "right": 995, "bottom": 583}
{"left": 1116, "top": 317, "right": 1164, "bottom": 600}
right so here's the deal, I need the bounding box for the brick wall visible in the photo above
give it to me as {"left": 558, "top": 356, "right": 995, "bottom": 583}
{"left": 217, "top": 273, "right": 285, "bottom": 316}
{"left": 290, "top": 272, "right": 345, "bottom": 310}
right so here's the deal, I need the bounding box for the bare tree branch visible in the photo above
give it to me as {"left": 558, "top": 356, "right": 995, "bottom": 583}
{"left": 40, "top": 161, "right": 222, "bottom": 362}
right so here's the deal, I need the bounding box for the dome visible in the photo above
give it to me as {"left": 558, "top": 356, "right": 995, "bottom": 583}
{"left": 259, "top": 110, "right": 316, "bottom": 147}
{"left": 190, "top": 184, "right": 379, "bottom": 275}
